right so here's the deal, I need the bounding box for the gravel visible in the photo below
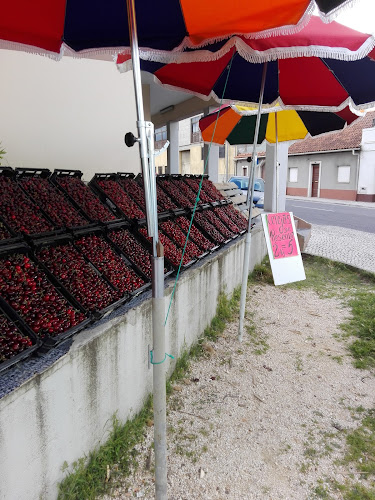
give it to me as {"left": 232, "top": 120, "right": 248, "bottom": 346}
{"left": 102, "top": 283, "right": 375, "bottom": 499}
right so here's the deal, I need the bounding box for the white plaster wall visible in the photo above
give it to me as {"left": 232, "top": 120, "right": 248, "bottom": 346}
{"left": 0, "top": 50, "right": 141, "bottom": 181}
{"left": 178, "top": 117, "right": 191, "bottom": 147}
{"left": 359, "top": 128, "right": 375, "bottom": 195}
{"left": 0, "top": 228, "right": 267, "bottom": 500}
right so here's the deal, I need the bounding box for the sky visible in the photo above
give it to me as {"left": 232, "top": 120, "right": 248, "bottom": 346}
{"left": 327, "top": 0, "right": 375, "bottom": 34}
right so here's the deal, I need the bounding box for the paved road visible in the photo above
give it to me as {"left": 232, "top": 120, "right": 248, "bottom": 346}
{"left": 285, "top": 197, "right": 375, "bottom": 234}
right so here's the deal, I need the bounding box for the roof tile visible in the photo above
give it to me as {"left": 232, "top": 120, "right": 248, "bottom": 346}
{"left": 288, "top": 111, "right": 375, "bottom": 155}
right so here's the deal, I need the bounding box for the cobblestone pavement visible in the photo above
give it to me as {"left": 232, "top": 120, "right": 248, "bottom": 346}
{"left": 304, "top": 224, "right": 375, "bottom": 274}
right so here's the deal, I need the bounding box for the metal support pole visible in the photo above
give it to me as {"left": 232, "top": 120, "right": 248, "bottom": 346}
{"left": 152, "top": 245, "right": 167, "bottom": 500}
{"left": 127, "top": 2, "right": 167, "bottom": 499}
{"left": 275, "top": 112, "right": 279, "bottom": 214}
{"left": 238, "top": 62, "right": 268, "bottom": 342}
{"left": 127, "top": 0, "right": 157, "bottom": 241}
{"left": 225, "top": 141, "right": 229, "bottom": 181}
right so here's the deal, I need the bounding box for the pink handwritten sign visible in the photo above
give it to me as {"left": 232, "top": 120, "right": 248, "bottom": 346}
{"left": 266, "top": 212, "right": 298, "bottom": 259}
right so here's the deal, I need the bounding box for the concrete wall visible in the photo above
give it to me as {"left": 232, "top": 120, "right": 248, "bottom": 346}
{"left": 358, "top": 127, "right": 375, "bottom": 201}
{"left": 0, "top": 228, "right": 267, "bottom": 500}
{"left": 0, "top": 50, "right": 141, "bottom": 181}
{"left": 287, "top": 151, "right": 358, "bottom": 200}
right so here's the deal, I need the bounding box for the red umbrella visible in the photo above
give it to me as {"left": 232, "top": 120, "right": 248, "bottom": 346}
{"left": 0, "top": 1, "right": 357, "bottom": 58}
{"left": 117, "top": 16, "right": 375, "bottom": 113}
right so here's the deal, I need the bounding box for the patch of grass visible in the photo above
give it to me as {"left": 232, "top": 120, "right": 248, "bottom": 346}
{"left": 249, "top": 257, "right": 273, "bottom": 285}
{"left": 58, "top": 397, "right": 153, "bottom": 500}
{"left": 344, "top": 484, "right": 375, "bottom": 499}
{"left": 343, "top": 409, "right": 375, "bottom": 476}
{"left": 313, "top": 483, "right": 332, "bottom": 499}
{"left": 341, "top": 292, "right": 375, "bottom": 369}
{"left": 287, "top": 255, "right": 375, "bottom": 298}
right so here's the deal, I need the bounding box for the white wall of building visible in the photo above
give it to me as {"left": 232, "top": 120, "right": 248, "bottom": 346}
{"left": 0, "top": 50, "right": 141, "bottom": 181}
{"left": 359, "top": 127, "right": 375, "bottom": 196}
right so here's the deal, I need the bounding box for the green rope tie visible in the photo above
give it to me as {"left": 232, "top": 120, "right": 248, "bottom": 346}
{"left": 164, "top": 54, "right": 235, "bottom": 326}
{"left": 150, "top": 350, "right": 175, "bottom": 365}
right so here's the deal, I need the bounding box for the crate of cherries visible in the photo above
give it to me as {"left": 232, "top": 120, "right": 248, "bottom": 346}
{"left": 136, "top": 175, "right": 178, "bottom": 212}
{"left": 0, "top": 299, "right": 40, "bottom": 373}
{"left": 175, "top": 216, "right": 216, "bottom": 253}
{"left": 0, "top": 247, "right": 89, "bottom": 345}
{"left": 52, "top": 170, "right": 116, "bottom": 223}
{"left": 157, "top": 177, "right": 192, "bottom": 209}
{"left": 217, "top": 204, "right": 248, "bottom": 233}
{"left": 91, "top": 175, "right": 146, "bottom": 221}
{"left": 182, "top": 176, "right": 212, "bottom": 204}
{"left": 201, "top": 178, "right": 225, "bottom": 202}
{"left": 16, "top": 169, "right": 89, "bottom": 229}
{"left": 193, "top": 211, "right": 227, "bottom": 245}
{"left": 74, "top": 233, "right": 146, "bottom": 296}
{"left": 138, "top": 227, "right": 193, "bottom": 269}
{"left": 0, "top": 173, "right": 54, "bottom": 236}
{"left": 35, "top": 237, "right": 124, "bottom": 317}
{"left": 169, "top": 177, "right": 201, "bottom": 206}
{"left": 159, "top": 220, "right": 202, "bottom": 261}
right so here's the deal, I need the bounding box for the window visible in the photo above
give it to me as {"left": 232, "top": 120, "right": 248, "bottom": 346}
{"left": 155, "top": 125, "right": 167, "bottom": 142}
{"left": 191, "top": 116, "right": 202, "bottom": 143}
{"left": 158, "top": 166, "right": 163, "bottom": 175}
{"left": 155, "top": 125, "right": 167, "bottom": 150}
{"left": 289, "top": 167, "right": 298, "bottom": 183}
{"left": 242, "top": 167, "right": 248, "bottom": 176}
{"left": 219, "top": 145, "right": 225, "bottom": 158}
{"left": 337, "top": 165, "right": 350, "bottom": 183}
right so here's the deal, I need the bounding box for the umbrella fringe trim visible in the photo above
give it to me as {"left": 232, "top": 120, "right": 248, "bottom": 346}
{"left": 117, "top": 34, "right": 375, "bottom": 66}
{"left": 0, "top": 40, "right": 63, "bottom": 61}
{"left": 210, "top": 95, "right": 375, "bottom": 114}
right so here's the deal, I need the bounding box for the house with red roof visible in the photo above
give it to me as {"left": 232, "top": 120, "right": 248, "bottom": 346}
{"left": 287, "top": 111, "right": 375, "bottom": 202}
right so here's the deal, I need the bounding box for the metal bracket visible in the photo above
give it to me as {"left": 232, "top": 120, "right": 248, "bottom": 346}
{"left": 154, "top": 140, "right": 170, "bottom": 157}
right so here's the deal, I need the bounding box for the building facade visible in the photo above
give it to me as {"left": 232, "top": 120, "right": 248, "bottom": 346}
{"left": 287, "top": 111, "right": 375, "bottom": 202}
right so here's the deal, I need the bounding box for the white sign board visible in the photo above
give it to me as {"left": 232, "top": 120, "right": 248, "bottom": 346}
{"left": 261, "top": 212, "right": 306, "bottom": 286}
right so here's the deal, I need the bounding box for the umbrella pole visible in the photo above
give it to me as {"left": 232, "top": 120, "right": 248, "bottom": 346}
{"left": 238, "top": 62, "right": 267, "bottom": 342}
{"left": 127, "top": 2, "right": 167, "bottom": 499}
{"left": 275, "top": 112, "right": 279, "bottom": 213}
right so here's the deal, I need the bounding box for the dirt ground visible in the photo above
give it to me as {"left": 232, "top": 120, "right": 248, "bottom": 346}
{"left": 102, "top": 279, "right": 375, "bottom": 500}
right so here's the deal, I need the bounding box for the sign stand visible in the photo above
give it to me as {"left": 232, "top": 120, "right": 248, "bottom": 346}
{"left": 261, "top": 212, "right": 306, "bottom": 286}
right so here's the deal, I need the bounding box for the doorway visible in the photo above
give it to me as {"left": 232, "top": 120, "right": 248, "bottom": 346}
{"left": 310, "top": 163, "right": 320, "bottom": 198}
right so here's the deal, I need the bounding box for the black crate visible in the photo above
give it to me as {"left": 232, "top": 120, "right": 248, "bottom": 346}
{"left": 31, "top": 233, "right": 129, "bottom": 320}
{"left": 0, "top": 215, "right": 23, "bottom": 246}
{"left": 199, "top": 206, "right": 235, "bottom": 243}
{"left": 137, "top": 225, "right": 196, "bottom": 272}
{"left": 156, "top": 176, "right": 195, "bottom": 211}
{"left": 106, "top": 221, "right": 173, "bottom": 280}
{"left": 51, "top": 169, "right": 121, "bottom": 225}
{"left": 89, "top": 173, "right": 145, "bottom": 222}
{"left": 158, "top": 218, "right": 204, "bottom": 264}
{"left": 172, "top": 214, "right": 211, "bottom": 260}
{"left": 189, "top": 210, "right": 228, "bottom": 248}
{"left": 72, "top": 226, "right": 150, "bottom": 299}
{"left": 0, "top": 243, "right": 92, "bottom": 350}
{"left": 0, "top": 296, "right": 41, "bottom": 374}
{"left": 15, "top": 168, "right": 91, "bottom": 231}
{"left": 0, "top": 169, "right": 60, "bottom": 238}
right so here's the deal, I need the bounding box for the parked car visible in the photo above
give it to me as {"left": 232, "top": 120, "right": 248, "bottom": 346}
{"left": 229, "top": 176, "right": 264, "bottom": 208}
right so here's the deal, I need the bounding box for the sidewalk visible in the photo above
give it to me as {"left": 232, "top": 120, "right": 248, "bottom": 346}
{"left": 286, "top": 195, "right": 375, "bottom": 208}
{"left": 304, "top": 224, "right": 375, "bottom": 274}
